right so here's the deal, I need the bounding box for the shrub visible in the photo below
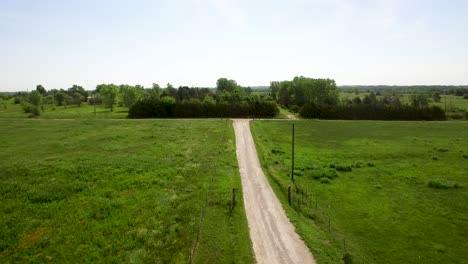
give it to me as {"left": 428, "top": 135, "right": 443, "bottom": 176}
{"left": 427, "top": 180, "right": 461, "bottom": 189}
{"left": 320, "top": 177, "right": 330, "bottom": 184}
{"left": 30, "top": 106, "right": 41, "bottom": 117}
{"left": 271, "top": 149, "right": 286, "bottom": 155}
{"left": 335, "top": 164, "right": 352, "bottom": 172}
{"left": 343, "top": 253, "right": 353, "bottom": 264}
{"left": 309, "top": 168, "right": 338, "bottom": 180}
{"left": 432, "top": 156, "right": 438, "bottom": 160}
{"left": 463, "top": 94, "right": 468, "bottom": 99}
{"left": 289, "top": 104, "right": 300, "bottom": 113}
{"left": 22, "top": 102, "right": 35, "bottom": 113}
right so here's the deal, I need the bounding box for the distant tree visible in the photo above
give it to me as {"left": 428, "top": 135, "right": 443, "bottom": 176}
{"left": 352, "top": 96, "right": 362, "bottom": 104}
{"left": 29, "top": 90, "right": 42, "bottom": 106}
{"left": 163, "top": 83, "right": 177, "bottom": 98}
{"left": 64, "top": 94, "right": 73, "bottom": 107}
{"left": 72, "top": 92, "right": 83, "bottom": 106}
{"left": 68, "top": 85, "right": 88, "bottom": 99}
{"left": 36, "top": 85, "right": 47, "bottom": 95}
{"left": 433, "top": 92, "right": 441, "bottom": 103}
{"left": 216, "top": 78, "right": 238, "bottom": 92}
{"left": 99, "top": 84, "right": 119, "bottom": 111}
{"left": 269, "top": 81, "right": 279, "bottom": 101}
{"left": 411, "top": 94, "right": 429, "bottom": 109}
{"left": 177, "top": 86, "right": 191, "bottom": 101}
{"left": 54, "top": 92, "right": 66, "bottom": 106}
{"left": 160, "top": 96, "right": 176, "bottom": 116}
{"left": 44, "top": 95, "right": 54, "bottom": 105}
{"left": 277, "top": 81, "right": 292, "bottom": 107}
{"left": 121, "top": 85, "right": 139, "bottom": 107}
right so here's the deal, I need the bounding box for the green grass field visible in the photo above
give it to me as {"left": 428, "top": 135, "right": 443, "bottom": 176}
{"left": 0, "top": 119, "right": 253, "bottom": 263}
{"left": 0, "top": 99, "right": 128, "bottom": 119}
{"left": 251, "top": 120, "right": 468, "bottom": 264}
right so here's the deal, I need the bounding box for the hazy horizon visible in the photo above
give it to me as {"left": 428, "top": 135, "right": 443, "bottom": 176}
{"left": 2, "top": 0, "right": 468, "bottom": 92}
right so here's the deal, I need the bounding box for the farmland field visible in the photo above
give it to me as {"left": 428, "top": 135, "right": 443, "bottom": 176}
{"left": 0, "top": 119, "right": 253, "bottom": 263}
{"left": 251, "top": 120, "right": 468, "bottom": 264}
{"left": 0, "top": 99, "right": 129, "bottom": 119}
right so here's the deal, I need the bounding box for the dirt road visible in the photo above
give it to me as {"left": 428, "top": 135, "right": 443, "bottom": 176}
{"left": 233, "top": 119, "right": 315, "bottom": 264}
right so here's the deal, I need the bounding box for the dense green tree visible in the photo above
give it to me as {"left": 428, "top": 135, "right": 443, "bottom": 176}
{"left": 29, "top": 90, "right": 42, "bottom": 106}
{"left": 277, "top": 81, "right": 292, "bottom": 107}
{"left": 72, "top": 92, "right": 83, "bottom": 106}
{"left": 411, "top": 94, "right": 429, "bottom": 109}
{"left": 68, "top": 85, "right": 88, "bottom": 99}
{"left": 54, "top": 92, "right": 66, "bottom": 106}
{"left": 44, "top": 95, "right": 54, "bottom": 105}
{"left": 216, "top": 78, "right": 238, "bottom": 92}
{"left": 64, "top": 94, "right": 73, "bottom": 107}
{"left": 270, "top": 81, "right": 279, "bottom": 100}
{"left": 433, "top": 92, "right": 441, "bottom": 103}
{"left": 121, "top": 85, "right": 140, "bottom": 107}
{"left": 36, "top": 85, "right": 46, "bottom": 95}
{"left": 99, "top": 84, "right": 119, "bottom": 111}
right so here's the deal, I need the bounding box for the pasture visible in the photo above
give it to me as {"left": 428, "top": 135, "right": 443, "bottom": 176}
{"left": 0, "top": 98, "right": 128, "bottom": 119}
{"left": 251, "top": 120, "right": 468, "bottom": 264}
{"left": 0, "top": 119, "right": 253, "bottom": 263}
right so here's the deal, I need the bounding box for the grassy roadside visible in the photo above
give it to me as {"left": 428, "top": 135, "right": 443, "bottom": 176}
{"left": 0, "top": 119, "right": 253, "bottom": 263}
{"left": 251, "top": 120, "right": 468, "bottom": 264}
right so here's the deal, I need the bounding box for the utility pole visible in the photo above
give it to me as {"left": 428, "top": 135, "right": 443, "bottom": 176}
{"left": 291, "top": 123, "right": 295, "bottom": 182}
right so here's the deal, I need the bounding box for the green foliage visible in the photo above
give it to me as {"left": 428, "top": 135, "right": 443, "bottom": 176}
{"left": 273, "top": 77, "right": 338, "bottom": 107}
{"left": 54, "top": 92, "right": 66, "bottom": 106}
{"left": 129, "top": 82, "right": 279, "bottom": 118}
{"left": 29, "top": 90, "right": 42, "bottom": 106}
{"left": 427, "top": 180, "right": 461, "bottom": 189}
{"left": 120, "top": 85, "right": 140, "bottom": 107}
{"left": 67, "top": 85, "right": 88, "bottom": 100}
{"left": 98, "top": 84, "right": 119, "bottom": 110}
{"left": 72, "top": 92, "right": 83, "bottom": 106}
{"left": 216, "top": 78, "right": 239, "bottom": 92}
{"left": 22, "top": 102, "right": 35, "bottom": 113}
{"left": 43, "top": 95, "right": 54, "bottom": 105}
{"left": 35, "top": 84, "right": 46, "bottom": 95}
{"left": 300, "top": 101, "right": 446, "bottom": 120}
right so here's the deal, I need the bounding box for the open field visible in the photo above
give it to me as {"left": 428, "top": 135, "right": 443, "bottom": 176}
{"left": 251, "top": 120, "right": 468, "bottom": 264}
{"left": 0, "top": 119, "right": 253, "bottom": 263}
{"left": 0, "top": 99, "right": 129, "bottom": 119}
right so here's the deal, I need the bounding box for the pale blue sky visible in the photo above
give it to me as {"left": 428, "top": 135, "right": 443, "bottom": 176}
{"left": 1, "top": 0, "right": 468, "bottom": 91}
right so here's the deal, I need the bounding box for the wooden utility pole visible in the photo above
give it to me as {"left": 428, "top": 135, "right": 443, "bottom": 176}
{"left": 291, "top": 123, "right": 295, "bottom": 182}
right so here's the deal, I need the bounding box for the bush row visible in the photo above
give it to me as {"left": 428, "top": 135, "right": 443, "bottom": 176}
{"left": 128, "top": 98, "right": 279, "bottom": 118}
{"left": 300, "top": 103, "right": 446, "bottom": 120}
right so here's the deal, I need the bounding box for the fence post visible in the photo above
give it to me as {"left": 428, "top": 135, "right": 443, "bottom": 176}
{"left": 288, "top": 186, "right": 291, "bottom": 206}
{"left": 230, "top": 188, "right": 236, "bottom": 214}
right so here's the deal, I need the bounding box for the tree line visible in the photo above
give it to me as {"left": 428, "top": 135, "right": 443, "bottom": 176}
{"left": 270, "top": 77, "right": 447, "bottom": 120}
{"left": 128, "top": 78, "right": 278, "bottom": 118}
